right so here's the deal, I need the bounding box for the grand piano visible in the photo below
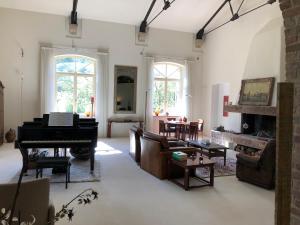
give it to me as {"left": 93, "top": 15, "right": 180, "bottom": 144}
{"left": 15, "top": 113, "right": 98, "bottom": 172}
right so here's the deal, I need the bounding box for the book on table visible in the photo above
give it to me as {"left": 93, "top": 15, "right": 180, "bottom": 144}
{"left": 172, "top": 151, "right": 187, "bottom": 161}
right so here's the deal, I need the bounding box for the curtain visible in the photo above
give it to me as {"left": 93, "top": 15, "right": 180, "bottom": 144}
{"left": 95, "top": 53, "right": 109, "bottom": 137}
{"left": 145, "top": 57, "right": 155, "bottom": 131}
{"left": 40, "top": 47, "right": 56, "bottom": 114}
{"left": 40, "top": 46, "right": 108, "bottom": 137}
{"left": 182, "top": 60, "right": 192, "bottom": 119}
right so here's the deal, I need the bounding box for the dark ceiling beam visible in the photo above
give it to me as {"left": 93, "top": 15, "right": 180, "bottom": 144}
{"left": 196, "top": 0, "right": 229, "bottom": 40}
{"left": 197, "top": 0, "right": 276, "bottom": 39}
{"left": 139, "top": 0, "right": 157, "bottom": 32}
{"left": 148, "top": 0, "right": 175, "bottom": 26}
{"left": 70, "top": 0, "right": 78, "bottom": 24}
{"left": 139, "top": 0, "right": 175, "bottom": 33}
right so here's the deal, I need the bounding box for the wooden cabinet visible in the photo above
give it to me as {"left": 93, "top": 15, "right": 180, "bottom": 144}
{"left": 0, "top": 82, "right": 4, "bottom": 145}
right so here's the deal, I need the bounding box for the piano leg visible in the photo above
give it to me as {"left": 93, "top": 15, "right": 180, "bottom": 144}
{"left": 20, "top": 148, "right": 29, "bottom": 174}
{"left": 90, "top": 146, "right": 95, "bottom": 173}
{"left": 54, "top": 148, "right": 59, "bottom": 157}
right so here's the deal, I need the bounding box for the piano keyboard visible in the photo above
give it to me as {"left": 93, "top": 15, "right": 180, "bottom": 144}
{"left": 21, "top": 140, "right": 92, "bottom": 144}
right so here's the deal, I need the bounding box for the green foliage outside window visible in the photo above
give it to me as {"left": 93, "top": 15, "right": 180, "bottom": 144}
{"left": 55, "top": 55, "right": 95, "bottom": 115}
{"left": 152, "top": 63, "right": 181, "bottom": 115}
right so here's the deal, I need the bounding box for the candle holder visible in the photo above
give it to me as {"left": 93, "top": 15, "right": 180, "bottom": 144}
{"left": 90, "top": 96, "right": 95, "bottom": 118}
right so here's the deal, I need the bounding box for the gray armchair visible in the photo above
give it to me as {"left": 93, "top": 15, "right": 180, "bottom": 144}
{"left": 0, "top": 178, "right": 55, "bottom": 225}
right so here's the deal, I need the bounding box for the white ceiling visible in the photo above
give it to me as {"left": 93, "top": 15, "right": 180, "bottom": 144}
{"left": 0, "top": 0, "right": 274, "bottom": 33}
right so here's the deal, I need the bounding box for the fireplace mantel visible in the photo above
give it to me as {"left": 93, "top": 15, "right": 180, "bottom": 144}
{"left": 224, "top": 105, "right": 276, "bottom": 116}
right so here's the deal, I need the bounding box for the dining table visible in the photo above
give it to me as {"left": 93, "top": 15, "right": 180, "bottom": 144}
{"left": 165, "top": 121, "right": 190, "bottom": 140}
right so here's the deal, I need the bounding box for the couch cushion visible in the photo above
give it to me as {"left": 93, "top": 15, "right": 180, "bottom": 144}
{"left": 143, "top": 131, "right": 169, "bottom": 149}
{"left": 237, "top": 153, "right": 260, "bottom": 168}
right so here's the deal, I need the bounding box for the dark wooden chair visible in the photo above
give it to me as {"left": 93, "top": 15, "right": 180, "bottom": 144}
{"left": 159, "top": 120, "right": 167, "bottom": 136}
{"left": 188, "top": 122, "right": 199, "bottom": 140}
{"left": 160, "top": 120, "right": 176, "bottom": 137}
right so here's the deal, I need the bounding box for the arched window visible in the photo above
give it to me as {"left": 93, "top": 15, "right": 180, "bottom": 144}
{"left": 55, "top": 55, "right": 96, "bottom": 116}
{"left": 152, "top": 62, "right": 183, "bottom": 115}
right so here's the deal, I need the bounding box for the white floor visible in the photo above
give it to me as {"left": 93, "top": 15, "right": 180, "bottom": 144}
{"left": 0, "top": 138, "right": 275, "bottom": 225}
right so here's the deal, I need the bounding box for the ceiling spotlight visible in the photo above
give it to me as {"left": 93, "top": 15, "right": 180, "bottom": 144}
{"left": 139, "top": 20, "right": 147, "bottom": 33}
{"left": 66, "top": 0, "right": 82, "bottom": 38}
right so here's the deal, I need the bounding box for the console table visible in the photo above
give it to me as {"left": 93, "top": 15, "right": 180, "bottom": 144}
{"left": 107, "top": 117, "right": 144, "bottom": 138}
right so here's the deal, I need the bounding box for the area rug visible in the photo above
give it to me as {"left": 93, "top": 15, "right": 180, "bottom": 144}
{"left": 195, "top": 150, "right": 237, "bottom": 178}
{"left": 15, "top": 153, "right": 101, "bottom": 184}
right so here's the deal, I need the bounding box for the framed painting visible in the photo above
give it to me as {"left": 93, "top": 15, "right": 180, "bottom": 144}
{"left": 238, "top": 77, "right": 275, "bottom": 106}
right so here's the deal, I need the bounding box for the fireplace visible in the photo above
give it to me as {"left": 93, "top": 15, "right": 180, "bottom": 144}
{"left": 241, "top": 113, "right": 276, "bottom": 138}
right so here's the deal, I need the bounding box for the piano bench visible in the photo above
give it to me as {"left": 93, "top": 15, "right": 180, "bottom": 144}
{"left": 36, "top": 157, "right": 71, "bottom": 189}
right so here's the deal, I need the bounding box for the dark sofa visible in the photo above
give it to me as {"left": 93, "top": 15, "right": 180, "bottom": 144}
{"left": 236, "top": 139, "right": 276, "bottom": 189}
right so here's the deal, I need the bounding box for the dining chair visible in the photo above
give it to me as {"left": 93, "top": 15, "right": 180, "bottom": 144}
{"left": 189, "top": 121, "right": 199, "bottom": 140}
{"left": 198, "top": 119, "right": 204, "bottom": 138}
{"left": 159, "top": 120, "right": 167, "bottom": 136}
{"left": 166, "top": 117, "right": 177, "bottom": 137}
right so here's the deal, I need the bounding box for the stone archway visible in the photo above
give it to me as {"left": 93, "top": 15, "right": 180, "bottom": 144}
{"left": 276, "top": 1, "right": 300, "bottom": 225}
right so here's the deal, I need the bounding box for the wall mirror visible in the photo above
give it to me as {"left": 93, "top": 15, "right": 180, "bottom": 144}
{"left": 114, "top": 65, "right": 137, "bottom": 114}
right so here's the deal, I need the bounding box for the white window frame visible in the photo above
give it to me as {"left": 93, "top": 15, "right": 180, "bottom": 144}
{"left": 55, "top": 54, "right": 96, "bottom": 115}
{"left": 153, "top": 62, "right": 183, "bottom": 115}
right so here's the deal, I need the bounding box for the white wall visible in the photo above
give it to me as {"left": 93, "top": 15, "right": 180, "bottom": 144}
{"left": 199, "top": 3, "right": 284, "bottom": 135}
{"left": 0, "top": 7, "right": 202, "bottom": 136}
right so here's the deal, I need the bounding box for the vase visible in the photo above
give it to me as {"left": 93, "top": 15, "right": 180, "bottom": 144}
{"left": 5, "top": 129, "right": 16, "bottom": 143}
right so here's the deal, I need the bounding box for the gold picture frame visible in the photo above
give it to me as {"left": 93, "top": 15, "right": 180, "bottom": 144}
{"left": 238, "top": 77, "right": 275, "bottom": 106}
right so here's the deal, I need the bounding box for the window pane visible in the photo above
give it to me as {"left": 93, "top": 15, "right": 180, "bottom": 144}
{"left": 167, "top": 64, "right": 180, "bottom": 79}
{"left": 153, "top": 67, "right": 165, "bottom": 78}
{"left": 154, "top": 64, "right": 166, "bottom": 78}
{"left": 166, "top": 81, "right": 180, "bottom": 114}
{"left": 77, "top": 76, "right": 94, "bottom": 114}
{"left": 56, "top": 76, "right": 74, "bottom": 112}
{"left": 76, "top": 57, "right": 95, "bottom": 74}
{"left": 153, "top": 80, "right": 165, "bottom": 113}
{"left": 56, "top": 57, "right": 76, "bottom": 73}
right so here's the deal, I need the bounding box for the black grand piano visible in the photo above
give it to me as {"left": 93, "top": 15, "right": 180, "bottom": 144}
{"left": 15, "top": 113, "right": 98, "bottom": 172}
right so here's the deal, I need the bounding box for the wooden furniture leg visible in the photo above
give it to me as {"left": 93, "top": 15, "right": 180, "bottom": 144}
{"left": 184, "top": 168, "right": 190, "bottom": 191}
{"left": 224, "top": 149, "right": 227, "bottom": 166}
{"left": 107, "top": 121, "right": 112, "bottom": 138}
{"left": 210, "top": 165, "right": 214, "bottom": 186}
{"left": 90, "top": 146, "right": 95, "bottom": 172}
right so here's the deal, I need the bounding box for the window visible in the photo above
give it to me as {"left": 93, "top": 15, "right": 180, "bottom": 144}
{"left": 55, "top": 55, "right": 96, "bottom": 116}
{"left": 152, "top": 62, "right": 183, "bottom": 115}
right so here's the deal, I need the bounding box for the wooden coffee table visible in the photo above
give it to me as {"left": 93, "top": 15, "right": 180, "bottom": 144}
{"left": 168, "top": 153, "right": 215, "bottom": 191}
{"left": 187, "top": 140, "right": 229, "bottom": 166}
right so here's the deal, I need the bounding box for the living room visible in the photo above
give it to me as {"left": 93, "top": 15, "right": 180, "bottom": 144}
{"left": 0, "top": 0, "right": 298, "bottom": 225}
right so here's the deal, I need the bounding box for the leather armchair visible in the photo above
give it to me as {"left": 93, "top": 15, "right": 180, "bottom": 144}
{"left": 236, "top": 140, "right": 276, "bottom": 189}
{"left": 140, "top": 132, "right": 196, "bottom": 179}
{"left": 0, "top": 178, "right": 55, "bottom": 225}
{"left": 129, "top": 125, "right": 143, "bottom": 163}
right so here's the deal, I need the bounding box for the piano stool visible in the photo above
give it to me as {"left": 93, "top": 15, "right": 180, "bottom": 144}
{"left": 36, "top": 157, "right": 71, "bottom": 189}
